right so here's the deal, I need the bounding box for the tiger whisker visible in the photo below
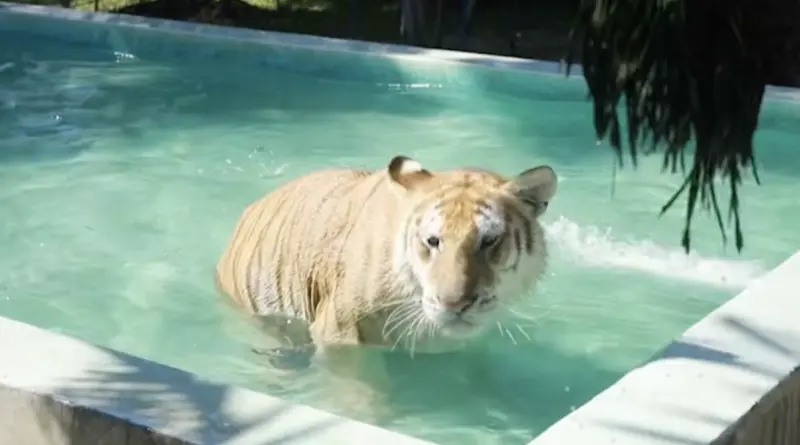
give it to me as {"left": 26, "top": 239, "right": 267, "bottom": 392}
{"left": 499, "top": 303, "right": 550, "bottom": 328}
{"left": 383, "top": 306, "right": 420, "bottom": 341}
{"left": 408, "top": 315, "right": 429, "bottom": 358}
{"left": 375, "top": 296, "right": 420, "bottom": 310}
{"left": 391, "top": 321, "right": 411, "bottom": 352}
{"left": 383, "top": 300, "right": 419, "bottom": 324}
{"left": 383, "top": 303, "right": 415, "bottom": 330}
{"left": 424, "top": 318, "right": 436, "bottom": 339}
{"left": 494, "top": 319, "right": 537, "bottom": 346}
{"left": 503, "top": 326, "right": 518, "bottom": 345}
{"left": 395, "top": 319, "right": 415, "bottom": 353}
{"left": 516, "top": 324, "right": 532, "bottom": 341}
{"left": 407, "top": 317, "right": 421, "bottom": 358}
{"left": 391, "top": 307, "right": 426, "bottom": 353}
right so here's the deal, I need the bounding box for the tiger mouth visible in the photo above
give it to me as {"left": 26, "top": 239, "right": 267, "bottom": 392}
{"left": 444, "top": 317, "right": 478, "bottom": 330}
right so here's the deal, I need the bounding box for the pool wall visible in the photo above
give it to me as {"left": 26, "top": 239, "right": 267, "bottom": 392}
{"left": 1, "top": 3, "right": 800, "bottom": 445}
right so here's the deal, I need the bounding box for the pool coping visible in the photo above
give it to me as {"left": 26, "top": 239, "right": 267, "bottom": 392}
{"left": 2, "top": 3, "right": 800, "bottom": 445}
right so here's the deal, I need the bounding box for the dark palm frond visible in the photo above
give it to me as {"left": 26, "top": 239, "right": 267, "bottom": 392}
{"left": 566, "top": 0, "right": 777, "bottom": 253}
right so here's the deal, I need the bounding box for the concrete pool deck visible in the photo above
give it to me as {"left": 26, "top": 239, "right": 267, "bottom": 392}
{"left": 1, "top": 3, "right": 800, "bottom": 444}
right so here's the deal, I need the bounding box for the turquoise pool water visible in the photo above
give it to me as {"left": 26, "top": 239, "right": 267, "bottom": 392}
{"left": 1, "top": 10, "right": 799, "bottom": 445}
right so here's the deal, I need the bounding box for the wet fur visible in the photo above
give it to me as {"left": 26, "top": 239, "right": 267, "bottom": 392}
{"left": 216, "top": 156, "right": 556, "bottom": 351}
{"left": 215, "top": 155, "right": 557, "bottom": 417}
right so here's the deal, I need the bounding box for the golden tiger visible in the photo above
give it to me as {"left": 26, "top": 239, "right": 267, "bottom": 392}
{"left": 215, "top": 155, "right": 557, "bottom": 414}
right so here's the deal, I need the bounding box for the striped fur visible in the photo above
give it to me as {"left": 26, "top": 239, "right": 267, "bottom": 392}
{"left": 215, "top": 155, "right": 557, "bottom": 353}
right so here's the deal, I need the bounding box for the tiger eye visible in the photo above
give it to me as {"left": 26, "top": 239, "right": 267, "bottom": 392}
{"left": 479, "top": 236, "right": 499, "bottom": 250}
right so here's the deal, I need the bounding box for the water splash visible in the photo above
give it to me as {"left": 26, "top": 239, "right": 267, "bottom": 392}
{"left": 544, "top": 216, "right": 765, "bottom": 290}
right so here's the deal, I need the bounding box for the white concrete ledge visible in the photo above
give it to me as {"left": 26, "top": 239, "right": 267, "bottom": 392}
{"left": 529, "top": 250, "right": 800, "bottom": 445}
{"left": 0, "top": 316, "right": 435, "bottom": 445}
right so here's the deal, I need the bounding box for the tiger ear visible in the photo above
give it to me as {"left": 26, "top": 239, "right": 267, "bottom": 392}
{"left": 504, "top": 165, "right": 557, "bottom": 216}
{"left": 387, "top": 155, "right": 432, "bottom": 190}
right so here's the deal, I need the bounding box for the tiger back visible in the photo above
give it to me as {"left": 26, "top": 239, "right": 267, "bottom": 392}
{"left": 215, "top": 155, "right": 558, "bottom": 351}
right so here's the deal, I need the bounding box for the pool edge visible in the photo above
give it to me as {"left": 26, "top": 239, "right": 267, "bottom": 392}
{"left": 529, "top": 249, "right": 800, "bottom": 445}
{"left": 0, "top": 315, "right": 437, "bottom": 445}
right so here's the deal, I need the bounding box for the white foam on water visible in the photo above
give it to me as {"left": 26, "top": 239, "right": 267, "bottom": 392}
{"left": 544, "top": 216, "right": 765, "bottom": 290}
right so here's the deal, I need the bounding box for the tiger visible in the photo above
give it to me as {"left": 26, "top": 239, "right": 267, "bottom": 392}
{"left": 214, "top": 155, "right": 557, "bottom": 414}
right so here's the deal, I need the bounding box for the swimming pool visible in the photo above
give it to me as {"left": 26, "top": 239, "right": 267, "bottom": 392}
{"left": 1, "top": 5, "right": 799, "bottom": 445}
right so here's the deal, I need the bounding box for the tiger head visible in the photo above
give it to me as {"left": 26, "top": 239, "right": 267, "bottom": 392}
{"left": 388, "top": 155, "right": 557, "bottom": 339}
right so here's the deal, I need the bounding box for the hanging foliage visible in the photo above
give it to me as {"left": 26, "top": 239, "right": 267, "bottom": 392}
{"left": 565, "top": 0, "right": 775, "bottom": 253}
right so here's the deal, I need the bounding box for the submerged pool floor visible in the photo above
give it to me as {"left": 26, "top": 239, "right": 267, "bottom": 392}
{"left": 1, "top": 24, "right": 799, "bottom": 445}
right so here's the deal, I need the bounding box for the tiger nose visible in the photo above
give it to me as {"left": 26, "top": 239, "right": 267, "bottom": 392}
{"left": 442, "top": 294, "right": 479, "bottom": 312}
